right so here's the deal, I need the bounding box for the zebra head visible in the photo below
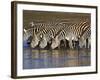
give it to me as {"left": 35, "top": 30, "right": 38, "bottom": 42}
{"left": 31, "top": 34, "right": 39, "bottom": 48}
{"left": 51, "top": 35, "right": 60, "bottom": 49}
{"left": 31, "top": 30, "right": 44, "bottom": 48}
{"left": 39, "top": 35, "right": 48, "bottom": 48}
{"left": 23, "top": 28, "right": 32, "bottom": 41}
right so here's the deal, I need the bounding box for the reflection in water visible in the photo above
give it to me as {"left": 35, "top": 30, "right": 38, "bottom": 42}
{"left": 23, "top": 48, "right": 90, "bottom": 69}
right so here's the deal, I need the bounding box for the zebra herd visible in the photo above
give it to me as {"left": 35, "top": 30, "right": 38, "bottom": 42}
{"left": 24, "top": 19, "right": 91, "bottom": 49}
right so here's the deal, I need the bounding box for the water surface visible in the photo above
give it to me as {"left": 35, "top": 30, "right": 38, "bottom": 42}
{"left": 23, "top": 48, "right": 90, "bottom": 69}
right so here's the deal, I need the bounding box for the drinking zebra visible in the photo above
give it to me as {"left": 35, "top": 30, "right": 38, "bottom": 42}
{"left": 31, "top": 23, "right": 65, "bottom": 48}
{"left": 23, "top": 21, "right": 53, "bottom": 46}
{"left": 51, "top": 21, "right": 90, "bottom": 49}
{"left": 79, "top": 26, "right": 91, "bottom": 48}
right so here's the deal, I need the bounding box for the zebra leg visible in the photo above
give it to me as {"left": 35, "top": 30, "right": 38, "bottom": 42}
{"left": 87, "top": 38, "right": 91, "bottom": 49}
{"left": 60, "top": 39, "right": 66, "bottom": 49}
{"left": 88, "top": 38, "right": 91, "bottom": 49}
{"left": 86, "top": 39, "right": 88, "bottom": 49}
{"left": 79, "top": 41, "right": 82, "bottom": 48}
{"left": 64, "top": 39, "right": 67, "bottom": 49}
{"left": 72, "top": 40, "right": 76, "bottom": 49}
{"left": 74, "top": 40, "right": 79, "bottom": 49}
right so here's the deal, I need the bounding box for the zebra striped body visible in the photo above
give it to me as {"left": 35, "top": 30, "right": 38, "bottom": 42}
{"left": 24, "top": 21, "right": 56, "bottom": 48}
{"left": 30, "top": 24, "right": 52, "bottom": 48}
{"left": 23, "top": 22, "right": 50, "bottom": 47}
{"left": 51, "top": 23, "right": 75, "bottom": 49}
{"left": 37, "top": 24, "right": 65, "bottom": 48}
{"left": 51, "top": 21, "right": 90, "bottom": 49}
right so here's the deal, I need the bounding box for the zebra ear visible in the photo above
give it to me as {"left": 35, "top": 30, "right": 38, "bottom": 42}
{"left": 24, "top": 28, "right": 27, "bottom": 33}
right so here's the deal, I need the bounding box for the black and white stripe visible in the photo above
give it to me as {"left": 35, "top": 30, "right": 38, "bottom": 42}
{"left": 51, "top": 20, "right": 90, "bottom": 49}
{"left": 79, "top": 26, "right": 91, "bottom": 48}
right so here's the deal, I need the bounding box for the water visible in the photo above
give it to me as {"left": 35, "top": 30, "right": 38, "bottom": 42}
{"left": 23, "top": 47, "right": 90, "bottom": 69}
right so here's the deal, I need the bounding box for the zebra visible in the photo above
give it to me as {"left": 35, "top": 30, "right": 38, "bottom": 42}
{"left": 51, "top": 21, "right": 90, "bottom": 49}
{"left": 30, "top": 23, "right": 59, "bottom": 48}
{"left": 23, "top": 21, "right": 54, "bottom": 47}
{"left": 51, "top": 23, "right": 76, "bottom": 49}
{"left": 23, "top": 22, "right": 45, "bottom": 46}
{"left": 79, "top": 26, "right": 91, "bottom": 48}
{"left": 31, "top": 23, "right": 65, "bottom": 49}
{"left": 30, "top": 25, "right": 47, "bottom": 48}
